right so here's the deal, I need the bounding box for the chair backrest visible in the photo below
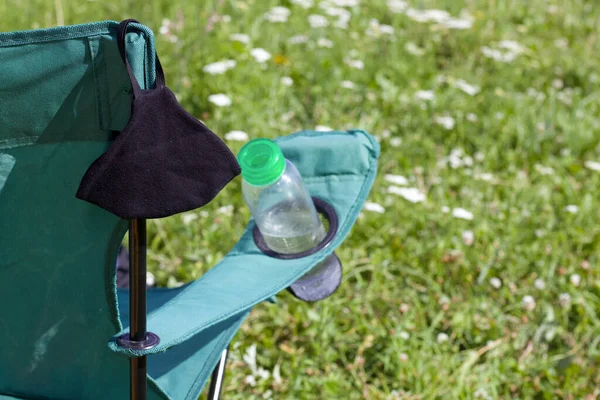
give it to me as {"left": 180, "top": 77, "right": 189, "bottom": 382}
{"left": 0, "top": 21, "right": 165, "bottom": 400}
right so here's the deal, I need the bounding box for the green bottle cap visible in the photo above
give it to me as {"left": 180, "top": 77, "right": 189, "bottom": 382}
{"left": 237, "top": 138, "right": 285, "bottom": 186}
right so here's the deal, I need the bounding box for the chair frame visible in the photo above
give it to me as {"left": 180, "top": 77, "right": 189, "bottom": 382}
{"left": 127, "top": 219, "right": 227, "bottom": 400}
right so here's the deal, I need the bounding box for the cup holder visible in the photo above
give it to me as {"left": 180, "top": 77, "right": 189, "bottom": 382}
{"left": 252, "top": 197, "right": 339, "bottom": 259}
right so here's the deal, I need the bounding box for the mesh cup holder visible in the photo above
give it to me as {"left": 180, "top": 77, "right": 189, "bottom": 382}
{"left": 252, "top": 197, "right": 339, "bottom": 259}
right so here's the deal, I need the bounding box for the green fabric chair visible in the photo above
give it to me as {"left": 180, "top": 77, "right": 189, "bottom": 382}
{"left": 0, "top": 21, "right": 379, "bottom": 399}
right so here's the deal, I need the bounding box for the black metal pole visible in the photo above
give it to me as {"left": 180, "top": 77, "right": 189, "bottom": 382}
{"left": 129, "top": 219, "right": 147, "bottom": 400}
{"left": 207, "top": 346, "right": 229, "bottom": 400}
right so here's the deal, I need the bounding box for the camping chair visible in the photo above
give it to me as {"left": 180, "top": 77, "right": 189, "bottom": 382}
{"left": 0, "top": 20, "right": 379, "bottom": 400}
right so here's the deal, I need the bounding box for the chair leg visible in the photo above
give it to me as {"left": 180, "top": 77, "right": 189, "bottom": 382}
{"left": 130, "top": 219, "right": 148, "bottom": 400}
{"left": 207, "top": 346, "right": 229, "bottom": 400}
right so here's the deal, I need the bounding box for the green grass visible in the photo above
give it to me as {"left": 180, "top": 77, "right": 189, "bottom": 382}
{"left": 4, "top": 0, "right": 600, "bottom": 398}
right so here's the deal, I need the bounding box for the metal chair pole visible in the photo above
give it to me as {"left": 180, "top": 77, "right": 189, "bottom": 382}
{"left": 207, "top": 346, "right": 229, "bottom": 400}
{"left": 129, "top": 219, "right": 148, "bottom": 400}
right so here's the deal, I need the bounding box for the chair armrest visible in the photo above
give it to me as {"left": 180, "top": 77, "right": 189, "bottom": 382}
{"left": 108, "top": 129, "right": 379, "bottom": 357}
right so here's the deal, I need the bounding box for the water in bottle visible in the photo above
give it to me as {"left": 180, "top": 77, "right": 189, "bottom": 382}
{"left": 237, "top": 138, "right": 341, "bottom": 301}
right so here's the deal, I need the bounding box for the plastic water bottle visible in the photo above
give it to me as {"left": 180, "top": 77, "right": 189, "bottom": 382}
{"left": 237, "top": 138, "right": 341, "bottom": 301}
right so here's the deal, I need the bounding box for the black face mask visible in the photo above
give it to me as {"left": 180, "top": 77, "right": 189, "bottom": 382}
{"left": 77, "top": 19, "right": 240, "bottom": 219}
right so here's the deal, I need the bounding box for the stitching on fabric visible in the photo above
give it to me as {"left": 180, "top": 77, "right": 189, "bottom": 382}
{"left": 110, "top": 130, "right": 379, "bottom": 356}
{"left": 88, "top": 37, "right": 104, "bottom": 131}
{"left": 302, "top": 175, "right": 364, "bottom": 182}
{"left": 100, "top": 38, "right": 113, "bottom": 128}
{"left": 0, "top": 21, "right": 154, "bottom": 48}
{"left": 105, "top": 221, "right": 128, "bottom": 332}
{"left": 0, "top": 137, "right": 38, "bottom": 150}
{"left": 0, "top": 390, "right": 48, "bottom": 399}
{"left": 0, "top": 25, "right": 113, "bottom": 47}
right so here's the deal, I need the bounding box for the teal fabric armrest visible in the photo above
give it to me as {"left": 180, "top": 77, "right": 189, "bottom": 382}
{"left": 109, "top": 129, "right": 380, "bottom": 357}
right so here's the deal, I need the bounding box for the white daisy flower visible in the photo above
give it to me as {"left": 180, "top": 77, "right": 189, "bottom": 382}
{"left": 289, "top": 34, "right": 309, "bottom": 44}
{"left": 481, "top": 47, "right": 514, "bottom": 62}
{"left": 481, "top": 40, "right": 523, "bottom": 63}
{"left": 230, "top": 33, "right": 250, "bottom": 44}
{"left": 387, "top": 0, "right": 408, "bottom": 13}
{"left": 256, "top": 367, "right": 270, "bottom": 380}
{"left": 405, "top": 42, "right": 425, "bottom": 56}
{"left": 244, "top": 375, "right": 256, "bottom": 386}
{"left": 308, "top": 14, "right": 329, "bottom": 28}
{"left": 534, "top": 164, "right": 555, "bottom": 176}
{"left": 216, "top": 205, "right": 234, "bottom": 216}
{"left": 272, "top": 364, "right": 282, "bottom": 384}
{"left": 451, "top": 79, "right": 480, "bottom": 96}
{"left": 208, "top": 94, "right": 232, "bottom": 107}
{"left": 281, "top": 76, "right": 294, "bottom": 87}
{"left": 522, "top": 295, "right": 536, "bottom": 311}
{"left": 250, "top": 48, "right": 271, "bottom": 63}
{"left": 389, "top": 137, "right": 402, "bottom": 147}
{"left": 387, "top": 187, "right": 426, "bottom": 203}
{"left": 366, "top": 19, "right": 395, "bottom": 37}
{"left": 446, "top": 148, "right": 464, "bottom": 168}
{"left": 439, "top": 18, "right": 473, "bottom": 29}
{"left": 534, "top": 278, "right": 546, "bottom": 290}
{"left": 565, "top": 205, "right": 579, "bottom": 214}
{"left": 341, "top": 80, "right": 355, "bottom": 89}
{"left": 474, "top": 172, "right": 495, "bottom": 182}
{"left": 384, "top": 174, "right": 408, "bottom": 185}
{"left": 584, "top": 160, "right": 600, "bottom": 172}
{"left": 399, "top": 331, "right": 410, "bottom": 340}
{"left": 334, "top": 14, "right": 351, "bottom": 29}
{"left": 406, "top": 8, "right": 451, "bottom": 23}
{"left": 327, "top": 0, "right": 359, "bottom": 6}
{"left": 559, "top": 293, "right": 571, "bottom": 308}
{"left": 202, "top": 59, "right": 236, "bottom": 75}
{"left": 462, "top": 230, "right": 474, "bottom": 246}
{"left": 554, "top": 38, "right": 569, "bottom": 49}
{"left": 434, "top": 115, "right": 455, "bottom": 130}
{"left": 264, "top": 6, "right": 291, "bottom": 23}
{"left": 315, "top": 125, "right": 334, "bottom": 132}
{"left": 467, "top": 113, "right": 479, "bottom": 122}
{"left": 317, "top": 37, "right": 334, "bottom": 47}
{"left": 159, "top": 19, "right": 171, "bottom": 36}
{"left": 489, "top": 277, "right": 502, "bottom": 289}
{"left": 441, "top": 206, "right": 450, "bottom": 213}
{"left": 570, "top": 273, "right": 581, "bottom": 287}
{"left": 498, "top": 40, "right": 524, "bottom": 53}
{"left": 224, "top": 131, "right": 249, "bottom": 141}
{"left": 364, "top": 201, "right": 385, "bottom": 213}
{"left": 415, "top": 90, "right": 435, "bottom": 101}
{"left": 290, "top": 0, "right": 314, "bottom": 8}
{"left": 242, "top": 343, "right": 258, "bottom": 373}
{"left": 146, "top": 271, "right": 156, "bottom": 287}
{"left": 344, "top": 58, "right": 364, "bottom": 70}
{"left": 437, "top": 332, "right": 449, "bottom": 343}
{"left": 380, "top": 24, "right": 395, "bottom": 35}
{"left": 553, "top": 79, "right": 564, "bottom": 89}
{"left": 452, "top": 208, "right": 473, "bottom": 220}
{"left": 474, "top": 388, "right": 491, "bottom": 400}
{"left": 181, "top": 213, "right": 198, "bottom": 225}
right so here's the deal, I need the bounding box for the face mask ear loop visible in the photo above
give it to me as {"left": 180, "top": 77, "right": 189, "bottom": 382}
{"left": 117, "top": 19, "right": 143, "bottom": 98}
{"left": 154, "top": 54, "right": 166, "bottom": 89}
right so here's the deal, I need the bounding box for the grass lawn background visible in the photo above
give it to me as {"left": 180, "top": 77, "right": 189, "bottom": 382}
{"left": 3, "top": 0, "right": 600, "bottom": 398}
